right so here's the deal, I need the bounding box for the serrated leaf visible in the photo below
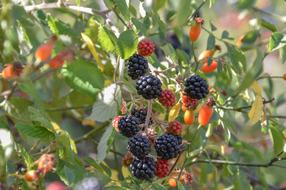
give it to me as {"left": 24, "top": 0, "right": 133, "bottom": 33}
{"left": 168, "top": 103, "right": 181, "bottom": 122}
{"left": 226, "top": 44, "right": 246, "bottom": 73}
{"left": 81, "top": 33, "right": 104, "bottom": 71}
{"left": 116, "top": 30, "right": 138, "bottom": 59}
{"left": 47, "top": 15, "right": 75, "bottom": 36}
{"left": 15, "top": 124, "right": 55, "bottom": 140}
{"left": 61, "top": 59, "right": 105, "bottom": 97}
{"left": 207, "top": 34, "right": 216, "bottom": 50}
{"left": 269, "top": 125, "right": 284, "bottom": 155}
{"left": 97, "top": 125, "right": 114, "bottom": 162}
{"left": 248, "top": 95, "right": 263, "bottom": 125}
{"left": 250, "top": 81, "right": 262, "bottom": 95}
{"left": 15, "top": 144, "right": 34, "bottom": 168}
{"left": 28, "top": 107, "right": 53, "bottom": 129}
{"left": 98, "top": 25, "right": 117, "bottom": 53}
{"left": 268, "top": 32, "right": 286, "bottom": 52}
{"left": 174, "top": 0, "right": 191, "bottom": 26}
{"left": 88, "top": 84, "right": 121, "bottom": 122}
{"left": 114, "top": 0, "right": 130, "bottom": 20}
{"left": 234, "top": 50, "right": 264, "bottom": 95}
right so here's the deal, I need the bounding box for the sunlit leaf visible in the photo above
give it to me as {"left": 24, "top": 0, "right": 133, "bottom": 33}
{"left": 168, "top": 103, "right": 181, "bottom": 122}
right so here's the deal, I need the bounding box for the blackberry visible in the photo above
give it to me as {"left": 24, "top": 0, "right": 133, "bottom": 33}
{"left": 184, "top": 75, "right": 209, "bottom": 100}
{"left": 155, "top": 134, "right": 181, "bottom": 160}
{"left": 155, "top": 159, "right": 169, "bottom": 178}
{"left": 130, "top": 156, "right": 155, "bottom": 180}
{"left": 131, "top": 108, "right": 152, "bottom": 125}
{"left": 118, "top": 116, "right": 140, "bottom": 137}
{"left": 126, "top": 54, "right": 149, "bottom": 80}
{"left": 128, "top": 135, "right": 151, "bottom": 158}
{"left": 136, "top": 75, "right": 162, "bottom": 100}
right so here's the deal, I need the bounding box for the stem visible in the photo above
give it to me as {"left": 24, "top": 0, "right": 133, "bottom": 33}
{"left": 75, "top": 122, "right": 109, "bottom": 143}
{"left": 45, "top": 105, "right": 92, "bottom": 112}
{"left": 191, "top": 42, "right": 200, "bottom": 72}
{"left": 269, "top": 115, "right": 286, "bottom": 119}
{"left": 144, "top": 100, "right": 152, "bottom": 127}
{"left": 168, "top": 152, "right": 183, "bottom": 175}
{"left": 216, "top": 98, "right": 275, "bottom": 112}
{"left": 257, "top": 75, "right": 284, "bottom": 80}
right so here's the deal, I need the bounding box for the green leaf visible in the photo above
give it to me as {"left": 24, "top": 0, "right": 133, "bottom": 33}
{"left": 0, "top": 145, "right": 6, "bottom": 180}
{"left": 226, "top": 44, "right": 247, "bottom": 73}
{"left": 269, "top": 125, "right": 284, "bottom": 155}
{"left": 116, "top": 30, "right": 138, "bottom": 59}
{"left": 259, "top": 19, "right": 277, "bottom": 32}
{"left": 97, "top": 125, "right": 114, "bottom": 162}
{"left": 47, "top": 15, "right": 76, "bottom": 36}
{"left": 88, "top": 84, "right": 121, "bottom": 122}
{"left": 15, "top": 124, "right": 55, "bottom": 140}
{"left": 15, "top": 144, "right": 34, "bottom": 169}
{"left": 279, "top": 46, "right": 286, "bottom": 64}
{"left": 236, "top": 0, "right": 256, "bottom": 9}
{"left": 210, "top": 22, "right": 217, "bottom": 31}
{"left": 207, "top": 34, "right": 216, "bottom": 50}
{"left": 174, "top": 0, "right": 191, "bottom": 26}
{"left": 98, "top": 25, "right": 118, "bottom": 53}
{"left": 114, "top": 0, "right": 130, "bottom": 20}
{"left": 152, "top": 0, "right": 167, "bottom": 11}
{"left": 240, "top": 30, "right": 260, "bottom": 46}
{"left": 28, "top": 107, "right": 53, "bottom": 129}
{"left": 61, "top": 59, "right": 105, "bottom": 96}
{"left": 268, "top": 32, "right": 286, "bottom": 52}
{"left": 234, "top": 50, "right": 264, "bottom": 95}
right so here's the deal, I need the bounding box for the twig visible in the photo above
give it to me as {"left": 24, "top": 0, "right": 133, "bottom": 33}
{"left": 189, "top": 156, "right": 286, "bottom": 168}
{"left": 216, "top": 98, "right": 275, "bottom": 112}
{"left": 45, "top": 105, "right": 92, "bottom": 112}
{"left": 144, "top": 100, "right": 152, "bottom": 127}
{"left": 191, "top": 42, "right": 200, "bottom": 72}
{"left": 168, "top": 152, "right": 183, "bottom": 175}
{"left": 75, "top": 122, "right": 109, "bottom": 143}
{"left": 257, "top": 75, "right": 284, "bottom": 81}
{"left": 269, "top": 115, "right": 286, "bottom": 119}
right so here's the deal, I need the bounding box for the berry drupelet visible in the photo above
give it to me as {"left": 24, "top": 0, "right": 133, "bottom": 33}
{"left": 130, "top": 156, "right": 156, "bottom": 180}
{"left": 184, "top": 75, "right": 209, "bottom": 100}
{"left": 126, "top": 54, "right": 149, "bottom": 80}
{"left": 155, "top": 134, "right": 182, "bottom": 160}
{"left": 128, "top": 135, "right": 151, "bottom": 159}
{"left": 118, "top": 115, "right": 140, "bottom": 137}
{"left": 136, "top": 75, "right": 162, "bottom": 100}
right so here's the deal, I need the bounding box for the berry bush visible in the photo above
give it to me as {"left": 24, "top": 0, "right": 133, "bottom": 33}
{"left": 1, "top": 0, "right": 286, "bottom": 189}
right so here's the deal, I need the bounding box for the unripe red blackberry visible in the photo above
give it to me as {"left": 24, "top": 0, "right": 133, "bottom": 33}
{"left": 128, "top": 135, "right": 151, "bottom": 159}
{"left": 158, "top": 89, "right": 176, "bottom": 108}
{"left": 126, "top": 54, "right": 149, "bottom": 80}
{"left": 136, "top": 75, "right": 162, "bottom": 100}
{"left": 118, "top": 116, "right": 140, "bottom": 137}
{"left": 155, "top": 159, "right": 170, "bottom": 178}
{"left": 167, "top": 120, "right": 183, "bottom": 135}
{"left": 130, "top": 156, "right": 155, "bottom": 180}
{"left": 137, "top": 38, "right": 155, "bottom": 57}
{"left": 155, "top": 134, "right": 182, "bottom": 160}
{"left": 184, "top": 75, "right": 209, "bottom": 100}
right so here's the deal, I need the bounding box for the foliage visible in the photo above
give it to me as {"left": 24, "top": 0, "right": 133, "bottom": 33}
{"left": 0, "top": 0, "right": 286, "bottom": 189}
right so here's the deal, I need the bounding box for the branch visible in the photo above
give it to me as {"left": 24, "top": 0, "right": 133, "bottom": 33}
{"left": 144, "top": 100, "right": 152, "bottom": 127}
{"left": 191, "top": 42, "right": 200, "bottom": 72}
{"left": 75, "top": 122, "right": 109, "bottom": 143}
{"left": 216, "top": 98, "right": 275, "bottom": 112}
{"left": 45, "top": 105, "right": 92, "bottom": 112}
{"left": 189, "top": 156, "right": 286, "bottom": 169}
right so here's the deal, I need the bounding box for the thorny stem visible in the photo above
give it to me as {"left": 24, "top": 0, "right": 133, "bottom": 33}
{"left": 216, "top": 98, "right": 275, "bottom": 112}
{"left": 191, "top": 42, "right": 200, "bottom": 72}
{"left": 144, "top": 100, "right": 152, "bottom": 127}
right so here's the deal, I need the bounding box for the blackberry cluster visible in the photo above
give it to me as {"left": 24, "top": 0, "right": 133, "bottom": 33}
{"left": 128, "top": 135, "right": 151, "bottom": 159}
{"left": 155, "top": 134, "right": 182, "bottom": 160}
{"left": 118, "top": 116, "right": 140, "bottom": 137}
{"left": 126, "top": 54, "right": 149, "bottom": 80}
{"left": 136, "top": 75, "right": 162, "bottom": 100}
{"left": 131, "top": 107, "right": 152, "bottom": 125}
{"left": 130, "top": 157, "right": 155, "bottom": 180}
{"left": 184, "top": 75, "right": 209, "bottom": 100}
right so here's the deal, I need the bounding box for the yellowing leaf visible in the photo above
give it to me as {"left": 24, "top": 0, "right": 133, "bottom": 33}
{"left": 81, "top": 33, "right": 104, "bottom": 71}
{"left": 248, "top": 95, "right": 263, "bottom": 125}
{"left": 250, "top": 81, "right": 262, "bottom": 96}
{"left": 51, "top": 121, "right": 61, "bottom": 132}
{"left": 168, "top": 103, "right": 181, "bottom": 122}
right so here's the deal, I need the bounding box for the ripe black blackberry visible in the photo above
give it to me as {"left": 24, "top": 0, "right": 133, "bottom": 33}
{"left": 136, "top": 75, "right": 162, "bottom": 100}
{"left": 184, "top": 75, "right": 209, "bottom": 100}
{"left": 130, "top": 156, "right": 155, "bottom": 180}
{"left": 155, "top": 134, "right": 181, "bottom": 160}
{"left": 118, "top": 116, "right": 140, "bottom": 137}
{"left": 126, "top": 54, "right": 149, "bottom": 80}
{"left": 128, "top": 135, "right": 151, "bottom": 158}
{"left": 131, "top": 108, "right": 152, "bottom": 125}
